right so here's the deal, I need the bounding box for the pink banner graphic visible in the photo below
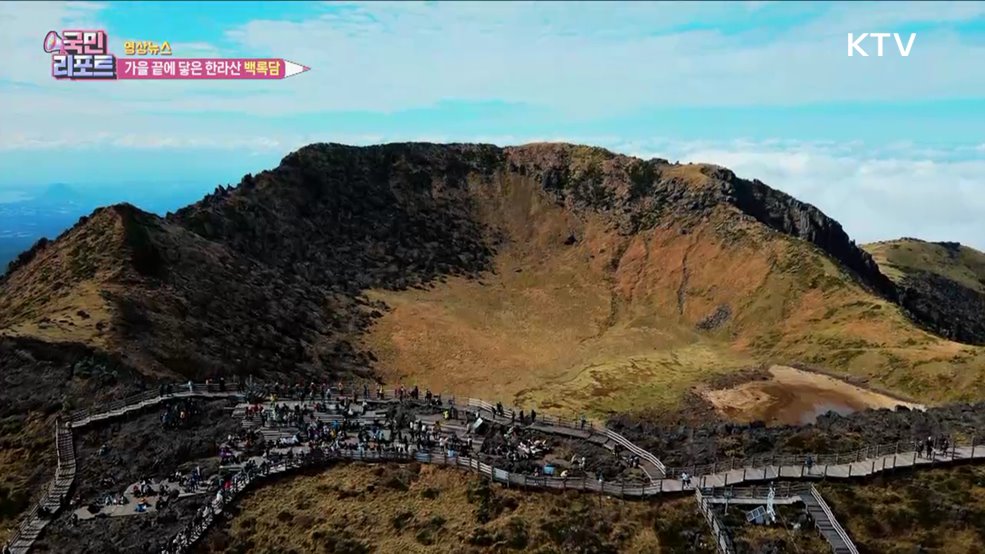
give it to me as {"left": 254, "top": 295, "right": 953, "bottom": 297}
{"left": 117, "top": 58, "right": 309, "bottom": 80}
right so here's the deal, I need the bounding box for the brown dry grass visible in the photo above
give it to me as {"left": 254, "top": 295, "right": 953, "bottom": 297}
{"left": 0, "top": 208, "right": 124, "bottom": 347}
{"left": 364, "top": 175, "right": 756, "bottom": 418}
{"left": 202, "top": 463, "right": 713, "bottom": 554}
{"left": 364, "top": 176, "right": 985, "bottom": 417}
{"left": 0, "top": 417, "right": 53, "bottom": 545}
{"left": 821, "top": 465, "right": 985, "bottom": 553}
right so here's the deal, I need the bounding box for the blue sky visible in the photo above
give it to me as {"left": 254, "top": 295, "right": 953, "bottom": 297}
{"left": 1, "top": 1, "right": 985, "bottom": 247}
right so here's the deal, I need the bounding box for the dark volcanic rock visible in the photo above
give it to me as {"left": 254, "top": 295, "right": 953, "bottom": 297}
{"left": 610, "top": 401, "right": 985, "bottom": 469}
{"left": 34, "top": 399, "right": 240, "bottom": 554}
{"left": 897, "top": 270, "right": 985, "bottom": 345}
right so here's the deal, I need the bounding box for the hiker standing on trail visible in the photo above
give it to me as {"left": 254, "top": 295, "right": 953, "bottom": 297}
{"left": 519, "top": 410, "right": 525, "bottom": 425}
{"left": 681, "top": 471, "right": 690, "bottom": 489}
{"left": 805, "top": 454, "right": 814, "bottom": 474}
{"left": 530, "top": 409, "right": 537, "bottom": 423}
{"left": 188, "top": 380, "right": 193, "bottom": 393}
{"left": 941, "top": 435, "right": 950, "bottom": 456}
{"left": 580, "top": 415, "right": 587, "bottom": 429}
{"left": 926, "top": 436, "right": 935, "bottom": 458}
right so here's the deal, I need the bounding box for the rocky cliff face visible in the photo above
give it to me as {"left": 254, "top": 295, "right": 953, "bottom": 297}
{"left": 715, "top": 168, "right": 898, "bottom": 299}
{"left": 170, "top": 143, "right": 502, "bottom": 294}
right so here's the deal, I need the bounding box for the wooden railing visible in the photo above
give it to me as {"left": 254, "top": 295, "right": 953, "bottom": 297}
{"left": 695, "top": 487, "right": 735, "bottom": 554}
{"left": 5, "top": 380, "right": 982, "bottom": 554}
{"left": 4, "top": 383, "right": 243, "bottom": 554}
{"left": 464, "top": 398, "right": 667, "bottom": 476}
{"left": 664, "top": 438, "right": 979, "bottom": 482}
{"left": 809, "top": 485, "right": 859, "bottom": 554}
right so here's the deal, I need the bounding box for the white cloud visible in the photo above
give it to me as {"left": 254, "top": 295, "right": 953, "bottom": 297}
{"left": 647, "top": 140, "right": 985, "bottom": 249}
{"left": 4, "top": 1, "right": 985, "bottom": 128}
{"left": 1, "top": 2, "right": 983, "bottom": 250}
{"left": 176, "top": 2, "right": 985, "bottom": 117}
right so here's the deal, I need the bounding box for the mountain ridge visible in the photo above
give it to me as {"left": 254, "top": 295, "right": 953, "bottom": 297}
{"left": 1, "top": 142, "right": 982, "bottom": 389}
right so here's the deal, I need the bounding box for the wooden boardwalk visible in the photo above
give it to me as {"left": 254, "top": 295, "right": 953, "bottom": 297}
{"left": 660, "top": 444, "right": 985, "bottom": 493}
{"left": 698, "top": 484, "right": 858, "bottom": 554}
{"left": 5, "top": 382, "right": 985, "bottom": 554}
{"left": 3, "top": 385, "right": 243, "bottom": 554}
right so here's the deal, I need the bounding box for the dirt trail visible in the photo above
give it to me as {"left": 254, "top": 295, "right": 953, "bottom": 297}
{"left": 703, "top": 365, "right": 924, "bottom": 426}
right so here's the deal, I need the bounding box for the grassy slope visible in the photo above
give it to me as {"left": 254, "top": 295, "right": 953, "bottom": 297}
{"left": 864, "top": 238, "right": 985, "bottom": 294}
{"left": 364, "top": 174, "right": 985, "bottom": 418}
{"left": 0, "top": 208, "right": 124, "bottom": 347}
{"left": 207, "top": 462, "right": 985, "bottom": 554}
{"left": 201, "top": 464, "right": 713, "bottom": 554}
{"left": 821, "top": 465, "right": 985, "bottom": 554}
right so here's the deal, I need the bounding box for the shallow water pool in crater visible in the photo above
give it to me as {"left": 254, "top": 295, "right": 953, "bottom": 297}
{"left": 734, "top": 382, "right": 872, "bottom": 426}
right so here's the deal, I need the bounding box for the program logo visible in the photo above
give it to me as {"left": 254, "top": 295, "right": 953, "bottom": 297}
{"left": 43, "top": 29, "right": 309, "bottom": 81}
{"left": 46, "top": 29, "right": 117, "bottom": 79}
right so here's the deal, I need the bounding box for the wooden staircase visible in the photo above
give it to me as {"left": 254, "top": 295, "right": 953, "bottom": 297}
{"left": 803, "top": 486, "right": 859, "bottom": 554}
{"left": 5, "top": 422, "right": 76, "bottom": 554}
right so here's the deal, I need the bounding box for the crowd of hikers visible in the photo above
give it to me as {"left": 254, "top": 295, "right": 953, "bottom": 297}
{"left": 239, "top": 393, "right": 473, "bottom": 459}
{"left": 242, "top": 381, "right": 446, "bottom": 406}
{"left": 163, "top": 459, "right": 268, "bottom": 554}
{"left": 17, "top": 378, "right": 981, "bottom": 554}
{"left": 160, "top": 401, "right": 202, "bottom": 430}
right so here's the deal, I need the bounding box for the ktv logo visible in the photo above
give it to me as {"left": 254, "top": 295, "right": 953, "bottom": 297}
{"left": 44, "top": 29, "right": 117, "bottom": 79}
{"left": 847, "top": 32, "right": 917, "bottom": 57}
